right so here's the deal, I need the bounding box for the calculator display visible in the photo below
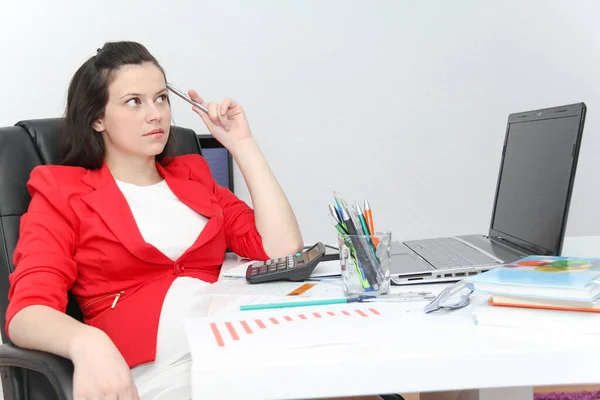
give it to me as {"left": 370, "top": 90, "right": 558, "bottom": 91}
{"left": 306, "top": 244, "right": 321, "bottom": 261}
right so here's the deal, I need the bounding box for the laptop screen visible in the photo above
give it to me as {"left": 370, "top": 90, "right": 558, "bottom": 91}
{"left": 197, "top": 135, "right": 234, "bottom": 192}
{"left": 489, "top": 103, "right": 586, "bottom": 255}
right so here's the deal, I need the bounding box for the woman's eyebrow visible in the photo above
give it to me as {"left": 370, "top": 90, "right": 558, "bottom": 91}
{"left": 120, "top": 88, "right": 167, "bottom": 99}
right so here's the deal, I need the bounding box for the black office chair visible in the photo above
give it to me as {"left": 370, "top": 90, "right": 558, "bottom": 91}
{"left": 0, "top": 118, "right": 203, "bottom": 400}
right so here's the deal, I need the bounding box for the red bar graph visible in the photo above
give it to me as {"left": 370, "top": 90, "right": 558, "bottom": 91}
{"left": 209, "top": 307, "right": 382, "bottom": 348}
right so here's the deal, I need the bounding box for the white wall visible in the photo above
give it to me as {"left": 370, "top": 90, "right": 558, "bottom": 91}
{"left": 1, "top": 0, "right": 599, "bottom": 247}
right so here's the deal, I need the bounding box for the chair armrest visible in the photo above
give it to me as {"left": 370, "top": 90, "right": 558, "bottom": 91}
{"left": 0, "top": 342, "right": 72, "bottom": 400}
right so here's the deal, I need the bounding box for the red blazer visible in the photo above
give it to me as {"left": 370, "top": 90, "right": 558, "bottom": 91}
{"left": 6, "top": 154, "right": 269, "bottom": 368}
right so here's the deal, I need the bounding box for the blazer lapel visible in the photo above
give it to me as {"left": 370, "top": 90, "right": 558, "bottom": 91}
{"left": 158, "top": 162, "right": 224, "bottom": 258}
{"left": 80, "top": 163, "right": 171, "bottom": 264}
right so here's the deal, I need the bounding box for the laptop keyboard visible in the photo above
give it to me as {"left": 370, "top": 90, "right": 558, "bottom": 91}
{"left": 404, "top": 237, "right": 502, "bottom": 269}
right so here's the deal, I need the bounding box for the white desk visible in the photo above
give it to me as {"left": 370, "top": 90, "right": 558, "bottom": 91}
{"left": 190, "top": 235, "right": 600, "bottom": 400}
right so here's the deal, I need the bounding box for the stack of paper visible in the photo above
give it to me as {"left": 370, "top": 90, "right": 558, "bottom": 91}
{"left": 473, "top": 302, "right": 600, "bottom": 335}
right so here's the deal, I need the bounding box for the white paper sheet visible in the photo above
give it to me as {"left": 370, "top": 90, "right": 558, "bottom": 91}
{"left": 185, "top": 303, "right": 397, "bottom": 356}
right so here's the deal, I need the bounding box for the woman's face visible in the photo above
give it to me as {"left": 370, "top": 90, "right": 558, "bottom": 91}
{"left": 93, "top": 62, "right": 171, "bottom": 162}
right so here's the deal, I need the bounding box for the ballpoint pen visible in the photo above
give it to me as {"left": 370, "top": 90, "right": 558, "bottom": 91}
{"left": 364, "top": 199, "right": 374, "bottom": 233}
{"left": 335, "top": 192, "right": 352, "bottom": 217}
{"left": 329, "top": 204, "right": 344, "bottom": 228}
{"left": 328, "top": 214, "right": 348, "bottom": 235}
{"left": 166, "top": 82, "right": 209, "bottom": 113}
{"left": 355, "top": 201, "right": 379, "bottom": 256}
{"left": 359, "top": 295, "right": 436, "bottom": 302}
{"left": 360, "top": 292, "right": 436, "bottom": 302}
{"left": 364, "top": 199, "right": 379, "bottom": 247}
{"left": 355, "top": 202, "right": 370, "bottom": 235}
{"left": 333, "top": 192, "right": 344, "bottom": 217}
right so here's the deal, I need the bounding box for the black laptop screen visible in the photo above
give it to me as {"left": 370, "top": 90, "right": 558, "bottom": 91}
{"left": 490, "top": 108, "right": 584, "bottom": 255}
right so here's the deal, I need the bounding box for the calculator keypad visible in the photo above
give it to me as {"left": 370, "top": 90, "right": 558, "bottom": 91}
{"left": 250, "top": 255, "right": 297, "bottom": 277}
{"left": 245, "top": 242, "right": 325, "bottom": 284}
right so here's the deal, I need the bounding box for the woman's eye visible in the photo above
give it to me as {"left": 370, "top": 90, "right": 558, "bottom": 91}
{"left": 126, "top": 98, "right": 141, "bottom": 106}
{"left": 156, "top": 94, "right": 168, "bottom": 103}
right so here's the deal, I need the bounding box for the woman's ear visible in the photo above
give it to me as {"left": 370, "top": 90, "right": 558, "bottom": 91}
{"left": 92, "top": 119, "right": 105, "bottom": 133}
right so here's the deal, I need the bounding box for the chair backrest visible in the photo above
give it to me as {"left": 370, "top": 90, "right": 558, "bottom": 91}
{"left": 0, "top": 118, "right": 202, "bottom": 343}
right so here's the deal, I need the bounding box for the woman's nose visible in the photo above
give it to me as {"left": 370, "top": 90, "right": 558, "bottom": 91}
{"left": 146, "top": 103, "right": 162, "bottom": 122}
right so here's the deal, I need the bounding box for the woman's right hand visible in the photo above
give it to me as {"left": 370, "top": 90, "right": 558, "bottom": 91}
{"left": 69, "top": 327, "right": 139, "bottom": 400}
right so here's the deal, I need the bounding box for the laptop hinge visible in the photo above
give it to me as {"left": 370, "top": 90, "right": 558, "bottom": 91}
{"left": 489, "top": 236, "right": 531, "bottom": 256}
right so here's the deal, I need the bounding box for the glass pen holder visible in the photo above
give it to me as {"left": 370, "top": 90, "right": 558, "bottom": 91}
{"left": 338, "top": 231, "right": 391, "bottom": 296}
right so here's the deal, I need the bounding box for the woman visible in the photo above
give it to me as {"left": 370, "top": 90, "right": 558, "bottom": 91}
{"left": 5, "top": 41, "right": 397, "bottom": 400}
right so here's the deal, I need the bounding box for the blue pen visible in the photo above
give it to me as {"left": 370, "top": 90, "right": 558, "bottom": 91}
{"left": 329, "top": 204, "right": 344, "bottom": 227}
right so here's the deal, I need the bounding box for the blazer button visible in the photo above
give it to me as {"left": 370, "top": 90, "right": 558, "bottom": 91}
{"left": 174, "top": 262, "right": 184, "bottom": 274}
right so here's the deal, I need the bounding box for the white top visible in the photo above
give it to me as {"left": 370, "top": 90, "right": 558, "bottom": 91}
{"left": 116, "top": 179, "right": 214, "bottom": 396}
{"left": 115, "top": 179, "right": 209, "bottom": 261}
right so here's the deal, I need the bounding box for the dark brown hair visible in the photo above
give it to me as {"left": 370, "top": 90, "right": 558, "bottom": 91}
{"left": 61, "top": 41, "right": 175, "bottom": 169}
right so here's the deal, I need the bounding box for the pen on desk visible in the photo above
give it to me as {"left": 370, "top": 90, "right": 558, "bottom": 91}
{"left": 240, "top": 297, "right": 362, "bottom": 311}
{"left": 359, "top": 294, "right": 436, "bottom": 303}
{"left": 240, "top": 293, "right": 436, "bottom": 311}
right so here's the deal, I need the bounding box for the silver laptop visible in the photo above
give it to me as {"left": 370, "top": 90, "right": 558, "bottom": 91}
{"left": 391, "top": 103, "right": 587, "bottom": 285}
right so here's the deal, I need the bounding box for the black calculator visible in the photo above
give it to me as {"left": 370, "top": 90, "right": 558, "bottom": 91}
{"left": 245, "top": 242, "right": 327, "bottom": 283}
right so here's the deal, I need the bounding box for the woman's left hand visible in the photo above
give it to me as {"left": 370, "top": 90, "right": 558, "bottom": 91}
{"left": 188, "top": 89, "right": 252, "bottom": 154}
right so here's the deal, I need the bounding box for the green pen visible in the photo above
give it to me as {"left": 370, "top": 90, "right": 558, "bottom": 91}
{"left": 329, "top": 215, "right": 348, "bottom": 235}
{"left": 357, "top": 209, "right": 371, "bottom": 236}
